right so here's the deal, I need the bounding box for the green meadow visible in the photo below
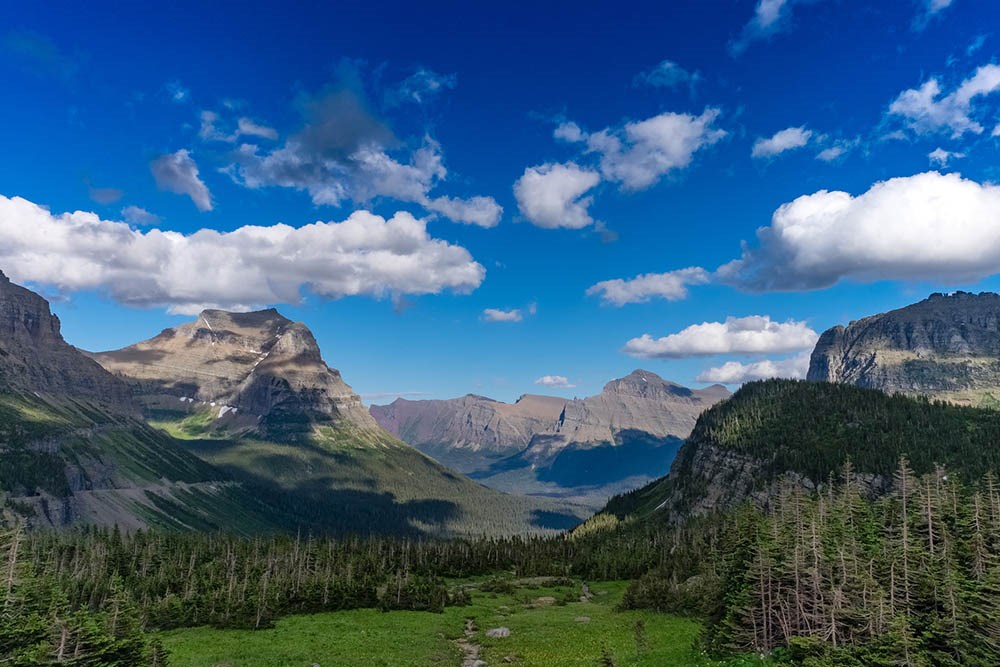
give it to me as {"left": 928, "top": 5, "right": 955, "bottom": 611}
{"left": 160, "top": 579, "right": 772, "bottom": 667}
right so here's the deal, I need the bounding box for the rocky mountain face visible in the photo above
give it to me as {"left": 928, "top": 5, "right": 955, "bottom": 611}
{"left": 92, "top": 309, "right": 380, "bottom": 439}
{"left": 0, "top": 271, "right": 271, "bottom": 532}
{"left": 0, "top": 270, "right": 135, "bottom": 413}
{"left": 372, "top": 370, "right": 729, "bottom": 506}
{"left": 808, "top": 291, "right": 1000, "bottom": 405}
{"left": 369, "top": 393, "right": 567, "bottom": 469}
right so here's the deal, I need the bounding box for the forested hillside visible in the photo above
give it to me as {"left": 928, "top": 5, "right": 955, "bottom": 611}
{"left": 605, "top": 379, "right": 1000, "bottom": 521}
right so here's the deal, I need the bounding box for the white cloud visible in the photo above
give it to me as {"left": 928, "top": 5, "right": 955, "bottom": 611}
{"left": 717, "top": 171, "right": 1000, "bottom": 291}
{"left": 915, "top": 0, "right": 956, "bottom": 28}
{"left": 730, "top": 0, "right": 814, "bottom": 55}
{"left": 424, "top": 194, "right": 503, "bottom": 228}
{"left": 534, "top": 375, "right": 575, "bottom": 388}
{"left": 586, "top": 267, "right": 710, "bottom": 306}
{"left": 225, "top": 84, "right": 501, "bottom": 227}
{"left": 623, "top": 316, "right": 819, "bottom": 359}
{"left": 928, "top": 147, "right": 965, "bottom": 165}
{"left": 696, "top": 352, "right": 811, "bottom": 384}
{"left": 554, "top": 121, "right": 586, "bottom": 143}
{"left": 815, "top": 138, "right": 859, "bottom": 162}
{"left": 121, "top": 205, "right": 160, "bottom": 226}
{"left": 0, "top": 195, "right": 484, "bottom": 315}
{"left": 150, "top": 149, "right": 213, "bottom": 212}
{"left": 385, "top": 68, "right": 457, "bottom": 106}
{"left": 513, "top": 162, "right": 600, "bottom": 229}
{"left": 888, "top": 64, "right": 1000, "bottom": 137}
{"left": 586, "top": 109, "right": 726, "bottom": 190}
{"left": 633, "top": 60, "right": 693, "bottom": 89}
{"left": 752, "top": 126, "right": 812, "bottom": 159}
{"left": 236, "top": 117, "right": 278, "bottom": 140}
{"left": 482, "top": 308, "right": 523, "bottom": 322}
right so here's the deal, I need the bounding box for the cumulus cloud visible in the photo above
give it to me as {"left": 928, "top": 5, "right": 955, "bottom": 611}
{"left": 385, "top": 68, "right": 457, "bottom": 107}
{"left": 585, "top": 109, "right": 726, "bottom": 190}
{"left": 928, "top": 147, "right": 965, "bottom": 165}
{"left": 587, "top": 267, "right": 710, "bottom": 306}
{"left": 0, "top": 195, "right": 484, "bottom": 314}
{"left": 225, "top": 85, "right": 500, "bottom": 227}
{"left": 752, "top": 126, "right": 813, "bottom": 159}
{"left": 150, "top": 149, "right": 213, "bottom": 212}
{"left": 121, "top": 205, "right": 160, "bottom": 226}
{"left": 696, "top": 352, "right": 811, "bottom": 384}
{"left": 554, "top": 121, "right": 586, "bottom": 143}
{"left": 888, "top": 64, "right": 1000, "bottom": 137}
{"left": 718, "top": 171, "right": 1000, "bottom": 291}
{"left": 730, "top": 0, "right": 815, "bottom": 55}
{"left": 623, "top": 316, "right": 819, "bottom": 359}
{"left": 482, "top": 308, "right": 523, "bottom": 322}
{"left": 534, "top": 375, "right": 576, "bottom": 388}
{"left": 633, "top": 60, "right": 694, "bottom": 89}
{"left": 513, "top": 162, "right": 600, "bottom": 229}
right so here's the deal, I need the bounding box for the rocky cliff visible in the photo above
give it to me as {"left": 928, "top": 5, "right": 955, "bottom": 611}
{"left": 0, "top": 270, "right": 135, "bottom": 413}
{"left": 807, "top": 291, "right": 1000, "bottom": 405}
{"left": 92, "top": 309, "right": 380, "bottom": 438}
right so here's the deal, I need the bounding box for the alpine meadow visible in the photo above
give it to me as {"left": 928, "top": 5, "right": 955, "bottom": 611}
{"left": 6, "top": 1, "right": 1000, "bottom": 665}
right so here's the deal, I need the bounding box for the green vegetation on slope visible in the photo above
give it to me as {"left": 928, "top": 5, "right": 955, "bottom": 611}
{"left": 605, "top": 379, "right": 1000, "bottom": 520}
{"left": 152, "top": 407, "right": 590, "bottom": 537}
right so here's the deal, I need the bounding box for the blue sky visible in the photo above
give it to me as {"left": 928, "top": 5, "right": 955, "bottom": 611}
{"left": 3, "top": 0, "right": 1000, "bottom": 403}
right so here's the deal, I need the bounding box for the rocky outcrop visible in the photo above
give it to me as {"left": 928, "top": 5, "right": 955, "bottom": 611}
{"left": 0, "top": 270, "right": 136, "bottom": 414}
{"left": 807, "top": 291, "right": 1000, "bottom": 404}
{"left": 92, "top": 308, "right": 380, "bottom": 436}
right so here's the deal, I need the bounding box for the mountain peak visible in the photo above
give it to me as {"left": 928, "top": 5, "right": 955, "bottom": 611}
{"left": 808, "top": 291, "right": 1000, "bottom": 404}
{"left": 92, "top": 309, "right": 377, "bottom": 437}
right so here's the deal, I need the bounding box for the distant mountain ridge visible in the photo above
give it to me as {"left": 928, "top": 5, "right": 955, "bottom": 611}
{"left": 808, "top": 291, "right": 1000, "bottom": 405}
{"left": 372, "top": 370, "right": 729, "bottom": 506}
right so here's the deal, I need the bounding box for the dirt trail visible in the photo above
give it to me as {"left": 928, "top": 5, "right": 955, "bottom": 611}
{"left": 456, "top": 618, "right": 485, "bottom": 667}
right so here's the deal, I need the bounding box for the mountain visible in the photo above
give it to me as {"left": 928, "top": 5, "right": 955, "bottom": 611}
{"left": 372, "top": 370, "right": 729, "bottom": 506}
{"left": 808, "top": 291, "right": 1000, "bottom": 406}
{"left": 92, "top": 307, "right": 589, "bottom": 536}
{"left": 369, "top": 393, "right": 568, "bottom": 472}
{"left": 90, "top": 308, "right": 379, "bottom": 440}
{"left": 0, "top": 271, "right": 134, "bottom": 413}
{"left": 0, "top": 270, "right": 287, "bottom": 533}
{"left": 602, "top": 379, "right": 1000, "bottom": 524}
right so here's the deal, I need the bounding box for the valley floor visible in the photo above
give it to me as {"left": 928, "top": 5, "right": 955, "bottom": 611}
{"left": 159, "top": 579, "right": 764, "bottom": 667}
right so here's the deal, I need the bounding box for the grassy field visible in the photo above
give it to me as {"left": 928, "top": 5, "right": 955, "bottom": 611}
{"left": 160, "top": 578, "right": 770, "bottom": 666}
